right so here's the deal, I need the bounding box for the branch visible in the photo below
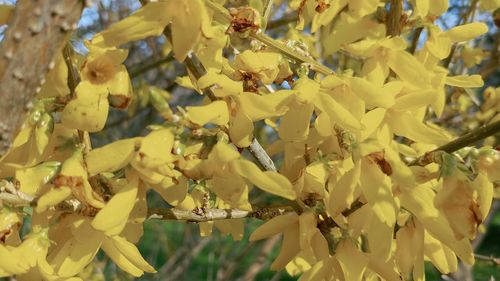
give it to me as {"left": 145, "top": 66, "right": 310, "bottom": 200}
{"left": 474, "top": 253, "right": 500, "bottom": 266}
{"left": 129, "top": 52, "right": 174, "bottom": 78}
{"left": 408, "top": 27, "right": 423, "bottom": 54}
{"left": 183, "top": 49, "right": 278, "bottom": 171}
{"left": 386, "top": 0, "right": 403, "bottom": 37}
{"left": 0, "top": 0, "right": 84, "bottom": 156}
{"left": 266, "top": 13, "right": 297, "bottom": 30}
{"left": 147, "top": 206, "right": 294, "bottom": 222}
{"left": 479, "top": 32, "right": 499, "bottom": 79}
{"left": 411, "top": 119, "right": 500, "bottom": 166}
{"left": 203, "top": 0, "right": 334, "bottom": 76}
{"left": 260, "top": 0, "right": 274, "bottom": 32}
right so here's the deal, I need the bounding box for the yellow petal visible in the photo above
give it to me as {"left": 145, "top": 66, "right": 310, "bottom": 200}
{"left": 35, "top": 186, "right": 72, "bottom": 213}
{"left": 229, "top": 108, "right": 254, "bottom": 147}
{"left": 399, "top": 184, "right": 474, "bottom": 265}
{"left": 386, "top": 50, "right": 431, "bottom": 88}
{"left": 238, "top": 90, "right": 292, "bottom": 121}
{"left": 101, "top": 237, "right": 145, "bottom": 277}
{"left": 56, "top": 228, "right": 102, "bottom": 277}
{"left": 298, "top": 212, "right": 317, "bottom": 249}
{"left": 413, "top": 0, "right": 429, "bottom": 17}
{"left": 234, "top": 51, "right": 281, "bottom": 84}
{"left": 211, "top": 173, "right": 250, "bottom": 210}
{"left": 445, "top": 22, "right": 489, "bottom": 43}
{"left": 336, "top": 239, "right": 369, "bottom": 281}
{"left": 445, "top": 74, "right": 484, "bottom": 88}
{"left": 107, "top": 66, "right": 133, "bottom": 109}
{"left": 85, "top": 138, "right": 140, "bottom": 176}
{"left": 328, "top": 162, "right": 361, "bottom": 217}
{"left": 232, "top": 159, "right": 296, "bottom": 200}
{"left": 96, "top": 2, "right": 170, "bottom": 48}
{"left": 134, "top": 129, "right": 175, "bottom": 169}
{"left": 386, "top": 110, "right": 450, "bottom": 145}
{"left": 197, "top": 72, "right": 243, "bottom": 97}
{"left": 429, "top": 0, "right": 448, "bottom": 15}
{"left": 187, "top": 100, "right": 229, "bottom": 126}
{"left": 169, "top": 0, "right": 207, "bottom": 60}
{"left": 359, "top": 108, "right": 386, "bottom": 141}
{"left": 314, "top": 93, "right": 361, "bottom": 131}
{"left": 323, "top": 15, "right": 382, "bottom": 55}
{"left": 214, "top": 219, "right": 244, "bottom": 240}
{"left": 423, "top": 230, "right": 458, "bottom": 274}
{"left": 16, "top": 161, "right": 60, "bottom": 196}
{"left": 360, "top": 158, "right": 397, "bottom": 261}
{"left": 37, "top": 52, "right": 69, "bottom": 98}
{"left": 92, "top": 178, "right": 138, "bottom": 236}
{"left": 278, "top": 101, "right": 314, "bottom": 141}
{"left": 392, "top": 88, "right": 436, "bottom": 111}
{"left": 152, "top": 174, "right": 187, "bottom": 206}
{"left": 435, "top": 176, "right": 481, "bottom": 240}
{"left": 250, "top": 214, "right": 299, "bottom": 241}
{"left": 294, "top": 78, "right": 320, "bottom": 104}
{"left": 314, "top": 112, "right": 333, "bottom": 137}
{"left": 473, "top": 172, "right": 494, "bottom": 222}
{"left": 61, "top": 82, "right": 109, "bottom": 132}
{"left": 349, "top": 77, "right": 394, "bottom": 108}
{"left": 208, "top": 142, "right": 240, "bottom": 163}
{"left": 109, "top": 235, "right": 156, "bottom": 273}
{"left": 270, "top": 225, "right": 301, "bottom": 270}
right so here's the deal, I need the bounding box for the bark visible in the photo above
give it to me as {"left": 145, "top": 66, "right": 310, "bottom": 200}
{"left": 0, "top": 0, "right": 84, "bottom": 156}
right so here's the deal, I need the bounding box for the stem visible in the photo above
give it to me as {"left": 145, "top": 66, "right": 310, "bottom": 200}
{"left": 411, "top": 119, "right": 500, "bottom": 166}
{"left": 260, "top": 0, "right": 274, "bottom": 32}
{"left": 474, "top": 254, "right": 500, "bottom": 265}
{"left": 129, "top": 52, "right": 174, "bottom": 78}
{"left": 250, "top": 32, "right": 334, "bottom": 75}
{"left": 203, "top": 0, "right": 334, "bottom": 76}
{"left": 408, "top": 27, "right": 423, "bottom": 54}
{"left": 147, "top": 206, "right": 294, "bottom": 222}
{"left": 386, "top": 0, "right": 403, "bottom": 37}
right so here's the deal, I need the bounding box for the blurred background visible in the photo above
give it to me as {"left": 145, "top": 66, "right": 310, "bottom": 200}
{"left": 0, "top": 0, "right": 499, "bottom": 280}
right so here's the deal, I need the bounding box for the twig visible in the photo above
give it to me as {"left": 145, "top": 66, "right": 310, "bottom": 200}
{"left": 411, "top": 119, "right": 500, "bottom": 166}
{"left": 479, "top": 32, "right": 499, "bottom": 79}
{"left": 129, "top": 52, "right": 174, "bottom": 78}
{"left": 474, "top": 254, "right": 500, "bottom": 265}
{"left": 386, "top": 0, "right": 403, "bottom": 37}
{"left": 164, "top": 237, "right": 211, "bottom": 281}
{"left": 241, "top": 235, "right": 280, "bottom": 281}
{"left": 147, "top": 206, "right": 294, "bottom": 222}
{"left": 203, "top": 0, "right": 334, "bottom": 76}
{"left": 260, "top": 0, "right": 274, "bottom": 32}
{"left": 408, "top": 27, "right": 423, "bottom": 54}
{"left": 266, "top": 13, "right": 297, "bottom": 30}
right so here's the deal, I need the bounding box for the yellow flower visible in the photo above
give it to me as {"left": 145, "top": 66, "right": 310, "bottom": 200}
{"left": 188, "top": 142, "right": 295, "bottom": 209}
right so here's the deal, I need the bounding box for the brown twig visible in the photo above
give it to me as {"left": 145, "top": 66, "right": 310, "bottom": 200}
{"left": 147, "top": 206, "right": 294, "bottom": 222}
{"left": 129, "top": 51, "right": 175, "bottom": 78}
{"left": 411, "top": 119, "right": 500, "bottom": 166}
{"left": 386, "top": 0, "right": 403, "bottom": 37}
{"left": 408, "top": 27, "right": 423, "bottom": 54}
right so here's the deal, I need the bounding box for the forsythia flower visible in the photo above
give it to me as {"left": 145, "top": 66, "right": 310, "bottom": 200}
{"left": 185, "top": 141, "right": 296, "bottom": 210}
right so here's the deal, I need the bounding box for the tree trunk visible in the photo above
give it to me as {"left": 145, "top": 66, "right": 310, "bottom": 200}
{"left": 0, "top": 0, "right": 83, "bottom": 156}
